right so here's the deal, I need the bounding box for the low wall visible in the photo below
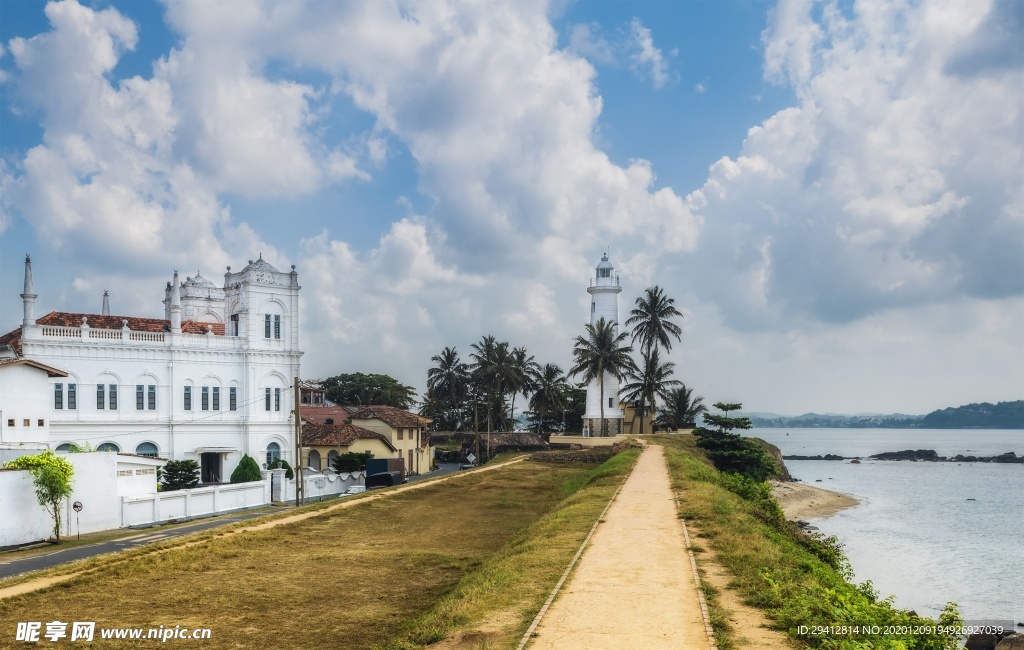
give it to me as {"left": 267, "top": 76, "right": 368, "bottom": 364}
{"left": 121, "top": 479, "right": 271, "bottom": 527}
{"left": 271, "top": 469, "right": 366, "bottom": 503}
{"left": 549, "top": 434, "right": 630, "bottom": 448}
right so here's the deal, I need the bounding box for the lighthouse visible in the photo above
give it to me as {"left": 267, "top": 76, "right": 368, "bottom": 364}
{"left": 583, "top": 252, "right": 624, "bottom": 437}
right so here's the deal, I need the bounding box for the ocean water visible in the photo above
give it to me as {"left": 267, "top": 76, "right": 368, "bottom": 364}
{"left": 749, "top": 428, "right": 1024, "bottom": 626}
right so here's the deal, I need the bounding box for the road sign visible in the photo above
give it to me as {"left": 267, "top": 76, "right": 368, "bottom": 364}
{"left": 72, "top": 501, "right": 83, "bottom": 512}
{"left": 466, "top": 453, "right": 476, "bottom": 464}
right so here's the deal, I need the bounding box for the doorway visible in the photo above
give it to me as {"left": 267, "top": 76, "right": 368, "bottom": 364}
{"left": 201, "top": 452, "right": 222, "bottom": 483}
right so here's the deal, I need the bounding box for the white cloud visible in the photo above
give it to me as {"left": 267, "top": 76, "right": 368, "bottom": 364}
{"left": 685, "top": 0, "right": 1023, "bottom": 329}
{"left": 627, "top": 18, "right": 671, "bottom": 89}
{"left": 567, "top": 22, "right": 614, "bottom": 65}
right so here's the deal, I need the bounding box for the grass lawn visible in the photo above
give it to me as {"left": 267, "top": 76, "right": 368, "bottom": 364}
{"left": 0, "top": 455, "right": 636, "bottom": 649}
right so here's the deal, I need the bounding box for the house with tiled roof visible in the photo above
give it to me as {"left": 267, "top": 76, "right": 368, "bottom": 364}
{"left": 350, "top": 405, "right": 433, "bottom": 475}
{"left": 299, "top": 421, "right": 397, "bottom": 472}
{"left": 0, "top": 255, "right": 302, "bottom": 483}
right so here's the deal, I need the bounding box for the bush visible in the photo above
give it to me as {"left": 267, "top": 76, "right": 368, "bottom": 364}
{"left": 230, "top": 454, "right": 263, "bottom": 483}
{"left": 161, "top": 459, "right": 200, "bottom": 491}
{"left": 267, "top": 458, "right": 294, "bottom": 479}
{"left": 4, "top": 451, "right": 75, "bottom": 542}
{"left": 331, "top": 451, "right": 373, "bottom": 473}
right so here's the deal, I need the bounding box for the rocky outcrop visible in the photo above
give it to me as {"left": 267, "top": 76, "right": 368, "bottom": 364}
{"left": 967, "top": 631, "right": 1021, "bottom": 650}
{"left": 782, "top": 454, "right": 850, "bottom": 461}
{"left": 996, "top": 633, "right": 1024, "bottom": 649}
{"left": 871, "top": 449, "right": 942, "bottom": 461}
{"left": 871, "top": 449, "right": 1024, "bottom": 463}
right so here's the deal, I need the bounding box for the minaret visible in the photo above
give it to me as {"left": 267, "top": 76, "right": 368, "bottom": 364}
{"left": 583, "top": 252, "right": 624, "bottom": 437}
{"left": 169, "top": 271, "right": 182, "bottom": 333}
{"left": 21, "top": 254, "right": 37, "bottom": 327}
{"left": 102, "top": 290, "right": 110, "bottom": 316}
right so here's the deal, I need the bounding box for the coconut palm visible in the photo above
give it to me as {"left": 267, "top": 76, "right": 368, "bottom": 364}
{"left": 621, "top": 349, "right": 681, "bottom": 435}
{"left": 569, "top": 317, "right": 636, "bottom": 437}
{"left": 427, "top": 346, "right": 468, "bottom": 430}
{"left": 660, "top": 384, "right": 707, "bottom": 430}
{"left": 470, "top": 337, "right": 521, "bottom": 432}
{"left": 528, "top": 363, "right": 568, "bottom": 435}
{"left": 509, "top": 346, "right": 540, "bottom": 424}
{"left": 625, "top": 286, "right": 684, "bottom": 356}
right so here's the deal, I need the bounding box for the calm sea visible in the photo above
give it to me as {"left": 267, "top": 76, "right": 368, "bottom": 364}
{"left": 749, "top": 428, "right": 1023, "bottom": 626}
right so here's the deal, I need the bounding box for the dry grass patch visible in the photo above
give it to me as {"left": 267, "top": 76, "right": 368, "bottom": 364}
{"left": 0, "top": 461, "right": 594, "bottom": 650}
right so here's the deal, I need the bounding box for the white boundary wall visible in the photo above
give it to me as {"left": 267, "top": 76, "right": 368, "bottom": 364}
{"left": 270, "top": 469, "right": 366, "bottom": 502}
{"left": 121, "top": 479, "right": 271, "bottom": 527}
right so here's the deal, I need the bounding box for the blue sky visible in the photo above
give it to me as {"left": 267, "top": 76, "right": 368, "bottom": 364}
{"left": 1, "top": 0, "right": 1021, "bottom": 415}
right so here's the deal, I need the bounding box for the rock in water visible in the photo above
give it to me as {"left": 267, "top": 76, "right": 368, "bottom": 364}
{"left": 996, "top": 634, "right": 1024, "bottom": 649}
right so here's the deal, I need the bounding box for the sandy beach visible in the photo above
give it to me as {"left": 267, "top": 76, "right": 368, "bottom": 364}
{"left": 771, "top": 480, "right": 859, "bottom": 520}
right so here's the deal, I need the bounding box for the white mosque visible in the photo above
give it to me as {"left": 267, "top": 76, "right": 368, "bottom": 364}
{"left": 0, "top": 255, "right": 302, "bottom": 483}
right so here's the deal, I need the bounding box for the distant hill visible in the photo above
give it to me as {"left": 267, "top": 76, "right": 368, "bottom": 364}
{"left": 746, "top": 401, "right": 1023, "bottom": 429}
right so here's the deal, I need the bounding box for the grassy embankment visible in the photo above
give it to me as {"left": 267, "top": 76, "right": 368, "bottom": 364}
{"left": 651, "top": 434, "right": 962, "bottom": 650}
{"left": 0, "top": 451, "right": 639, "bottom": 649}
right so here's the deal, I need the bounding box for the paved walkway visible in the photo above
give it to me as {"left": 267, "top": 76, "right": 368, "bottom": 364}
{"left": 529, "top": 445, "right": 710, "bottom": 649}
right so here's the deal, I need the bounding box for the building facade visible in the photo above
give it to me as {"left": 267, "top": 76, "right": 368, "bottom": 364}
{"left": 0, "top": 255, "right": 302, "bottom": 482}
{"left": 583, "top": 253, "right": 625, "bottom": 436}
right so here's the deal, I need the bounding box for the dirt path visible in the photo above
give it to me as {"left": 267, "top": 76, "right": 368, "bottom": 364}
{"left": 527, "top": 445, "right": 710, "bottom": 649}
{"left": 0, "top": 456, "right": 527, "bottom": 601}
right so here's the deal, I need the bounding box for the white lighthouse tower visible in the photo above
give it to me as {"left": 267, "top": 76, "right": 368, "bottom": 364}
{"left": 583, "top": 252, "right": 624, "bottom": 437}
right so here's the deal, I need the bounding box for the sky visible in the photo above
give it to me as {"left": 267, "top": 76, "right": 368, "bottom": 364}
{"left": 0, "top": 0, "right": 1021, "bottom": 416}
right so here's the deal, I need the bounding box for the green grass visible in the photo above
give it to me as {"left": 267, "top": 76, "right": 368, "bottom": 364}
{"left": 662, "top": 445, "right": 963, "bottom": 650}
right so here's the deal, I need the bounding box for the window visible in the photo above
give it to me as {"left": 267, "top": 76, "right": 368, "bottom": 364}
{"left": 591, "top": 302, "right": 595, "bottom": 313}
{"left": 265, "top": 388, "right": 271, "bottom": 411}
{"left": 68, "top": 383, "right": 77, "bottom": 410}
{"left": 98, "top": 442, "right": 119, "bottom": 452}
{"left": 202, "top": 386, "right": 209, "bottom": 411}
{"left": 229, "top": 387, "right": 237, "bottom": 411}
{"left": 274, "top": 388, "right": 281, "bottom": 412}
{"left": 266, "top": 442, "right": 281, "bottom": 467}
{"left": 7, "top": 419, "right": 14, "bottom": 427}
{"left": 97, "top": 384, "right": 105, "bottom": 409}
{"left": 308, "top": 449, "right": 321, "bottom": 471}
{"left": 265, "top": 314, "right": 271, "bottom": 338}
{"left": 55, "top": 443, "right": 72, "bottom": 452}
{"left": 274, "top": 315, "right": 281, "bottom": 339}
{"left": 609, "top": 397, "right": 614, "bottom": 409}
{"left": 23, "top": 419, "right": 29, "bottom": 427}
{"left": 148, "top": 385, "right": 156, "bottom": 410}
{"left": 230, "top": 314, "right": 239, "bottom": 336}
{"left": 184, "top": 386, "right": 192, "bottom": 411}
{"left": 212, "top": 387, "right": 220, "bottom": 411}
{"left": 136, "top": 385, "right": 144, "bottom": 410}
{"left": 109, "top": 384, "right": 117, "bottom": 410}
{"left": 398, "top": 428, "right": 404, "bottom": 440}
{"left": 136, "top": 442, "right": 158, "bottom": 457}
{"left": 55, "top": 383, "right": 63, "bottom": 409}
{"left": 38, "top": 419, "right": 44, "bottom": 426}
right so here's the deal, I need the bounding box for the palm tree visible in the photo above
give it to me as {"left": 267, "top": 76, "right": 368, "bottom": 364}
{"left": 660, "top": 384, "right": 707, "bottom": 431}
{"left": 625, "top": 286, "right": 684, "bottom": 356}
{"left": 529, "top": 363, "right": 568, "bottom": 436}
{"left": 569, "top": 317, "right": 636, "bottom": 437}
{"left": 470, "top": 337, "right": 521, "bottom": 433}
{"left": 509, "top": 346, "right": 540, "bottom": 425}
{"left": 621, "top": 349, "right": 681, "bottom": 435}
{"left": 427, "top": 346, "right": 468, "bottom": 430}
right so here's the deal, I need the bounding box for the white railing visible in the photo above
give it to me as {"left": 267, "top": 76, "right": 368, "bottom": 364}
{"left": 129, "top": 331, "right": 165, "bottom": 342}
{"left": 88, "top": 329, "right": 121, "bottom": 340}
{"left": 40, "top": 325, "right": 81, "bottom": 338}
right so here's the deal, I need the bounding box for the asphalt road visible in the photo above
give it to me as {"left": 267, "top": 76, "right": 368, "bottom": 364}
{"left": 0, "top": 462, "right": 464, "bottom": 580}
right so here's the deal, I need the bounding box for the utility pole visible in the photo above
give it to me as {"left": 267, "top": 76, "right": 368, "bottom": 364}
{"left": 294, "top": 377, "right": 303, "bottom": 506}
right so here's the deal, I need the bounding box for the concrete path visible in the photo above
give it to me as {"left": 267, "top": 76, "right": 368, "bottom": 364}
{"left": 528, "top": 445, "right": 710, "bottom": 649}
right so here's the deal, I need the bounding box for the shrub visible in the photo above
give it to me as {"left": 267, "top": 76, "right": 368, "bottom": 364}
{"left": 267, "top": 458, "right": 294, "bottom": 479}
{"left": 161, "top": 459, "right": 200, "bottom": 491}
{"left": 331, "top": 451, "right": 373, "bottom": 473}
{"left": 230, "top": 454, "right": 263, "bottom": 483}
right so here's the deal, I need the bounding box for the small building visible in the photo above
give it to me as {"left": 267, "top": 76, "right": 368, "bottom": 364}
{"left": 350, "top": 405, "right": 433, "bottom": 475}
{"left": 300, "top": 422, "right": 397, "bottom": 472}
{"left": 0, "top": 358, "right": 68, "bottom": 450}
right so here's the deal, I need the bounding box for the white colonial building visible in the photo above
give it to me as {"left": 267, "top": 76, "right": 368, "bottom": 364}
{"left": 0, "top": 255, "right": 302, "bottom": 483}
{"left": 583, "top": 252, "right": 625, "bottom": 436}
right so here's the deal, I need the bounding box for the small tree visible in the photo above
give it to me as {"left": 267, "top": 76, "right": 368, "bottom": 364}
{"left": 267, "top": 458, "right": 294, "bottom": 479}
{"left": 161, "top": 459, "right": 200, "bottom": 491}
{"left": 4, "top": 451, "right": 75, "bottom": 542}
{"left": 331, "top": 451, "right": 373, "bottom": 473}
{"left": 693, "top": 402, "right": 776, "bottom": 482}
{"left": 230, "top": 454, "right": 263, "bottom": 483}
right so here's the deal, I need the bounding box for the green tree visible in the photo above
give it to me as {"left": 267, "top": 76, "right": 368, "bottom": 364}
{"left": 331, "top": 451, "right": 373, "bottom": 472}
{"left": 161, "top": 459, "right": 200, "bottom": 491}
{"left": 625, "top": 286, "right": 684, "bottom": 356}
{"left": 4, "top": 451, "right": 75, "bottom": 542}
{"left": 561, "top": 382, "right": 587, "bottom": 433}
{"left": 528, "top": 363, "right": 568, "bottom": 435}
{"left": 321, "top": 372, "right": 417, "bottom": 409}
{"left": 230, "top": 454, "right": 262, "bottom": 483}
{"left": 569, "top": 317, "right": 636, "bottom": 436}
{"left": 426, "top": 346, "right": 469, "bottom": 430}
{"left": 509, "top": 346, "right": 540, "bottom": 423}
{"left": 694, "top": 402, "right": 776, "bottom": 481}
{"left": 659, "top": 384, "right": 708, "bottom": 430}
{"left": 621, "top": 349, "right": 681, "bottom": 434}
{"left": 267, "top": 458, "right": 294, "bottom": 480}
{"left": 470, "top": 337, "right": 521, "bottom": 433}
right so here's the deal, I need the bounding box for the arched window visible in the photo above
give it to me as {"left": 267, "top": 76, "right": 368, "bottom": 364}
{"left": 308, "top": 449, "right": 321, "bottom": 471}
{"left": 98, "top": 442, "right": 120, "bottom": 452}
{"left": 55, "top": 443, "right": 72, "bottom": 452}
{"left": 326, "top": 450, "right": 339, "bottom": 471}
{"left": 266, "top": 442, "right": 281, "bottom": 467}
{"left": 136, "top": 442, "right": 158, "bottom": 457}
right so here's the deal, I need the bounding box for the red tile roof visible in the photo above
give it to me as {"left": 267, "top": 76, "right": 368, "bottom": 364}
{"left": 301, "top": 423, "right": 397, "bottom": 451}
{"left": 300, "top": 405, "right": 358, "bottom": 425}
{"left": 351, "top": 405, "right": 429, "bottom": 429}
{"left": 0, "top": 312, "right": 226, "bottom": 355}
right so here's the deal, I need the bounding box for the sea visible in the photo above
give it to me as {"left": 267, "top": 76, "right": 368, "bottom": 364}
{"left": 748, "top": 428, "right": 1023, "bottom": 627}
